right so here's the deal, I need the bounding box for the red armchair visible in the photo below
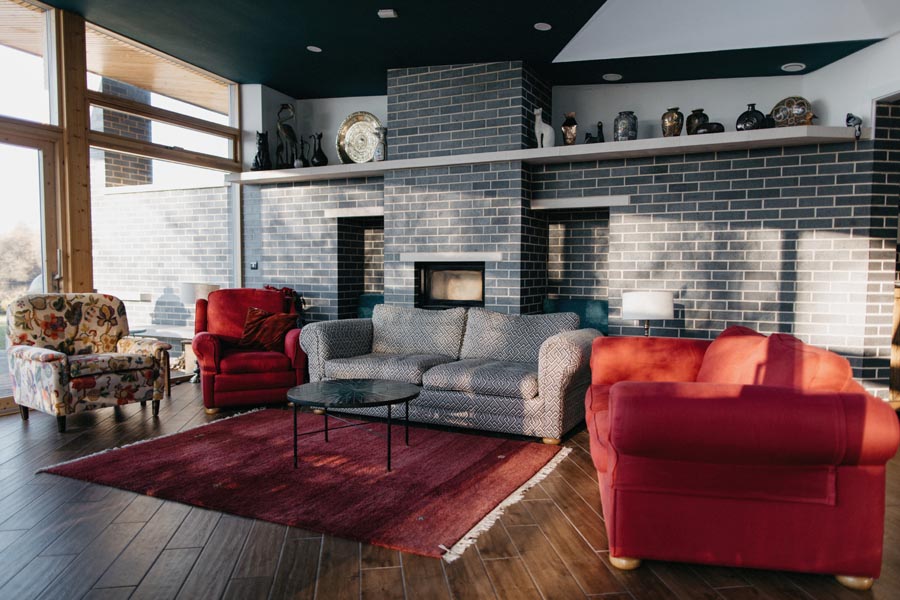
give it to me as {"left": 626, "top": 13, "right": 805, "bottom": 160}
{"left": 585, "top": 326, "right": 900, "bottom": 590}
{"left": 193, "top": 288, "right": 306, "bottom": 413}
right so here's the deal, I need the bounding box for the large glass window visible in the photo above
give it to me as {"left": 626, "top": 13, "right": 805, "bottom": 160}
{"left": 0, "top": 0, "right": 54, "bottom": 124}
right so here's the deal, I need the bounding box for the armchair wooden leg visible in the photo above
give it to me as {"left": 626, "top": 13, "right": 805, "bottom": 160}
{"left": 835, "top": 575, "right": 874, "bottom": 591}
{"left": 542, "top": 437, "right": 561, "bottom": 445}
{"left": 609, "top": 556, "right": 642, "bottom": 571}
{"left": 152, "top": 400, "right": 160, "bottom": 417}
{"left": 204, "top": 407, "right": 220, "bottom": 415}
{"left": 56, "top": 416, "right": 66, "bottom": 433}
{"left": 18, "top": 406, "right": 29, "bottom": 421}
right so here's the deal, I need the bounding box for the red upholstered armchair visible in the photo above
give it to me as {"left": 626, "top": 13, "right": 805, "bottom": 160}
{"left": 193, "top": 288, "right": 306, "bottom": 413}
{"left": 585, "top": 326, "right": 900, "bottom": 591}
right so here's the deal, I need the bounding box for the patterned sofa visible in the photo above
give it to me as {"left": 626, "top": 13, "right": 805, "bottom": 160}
{"left": 5, "top": 293, "right": 171, "bottom": 433}
{"left": 299, "top": 305, "right": 601, "bottom": 443}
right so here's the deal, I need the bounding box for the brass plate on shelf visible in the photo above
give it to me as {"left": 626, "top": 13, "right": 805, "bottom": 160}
{"left": 336, "top": 111, "right": 382, "bottom": 164}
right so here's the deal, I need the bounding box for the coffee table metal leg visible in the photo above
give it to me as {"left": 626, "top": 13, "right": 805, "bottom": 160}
{"left": 324, "top": 409, "right": 329, "bottom": 442}
{"left": 293, "top": 403, "right": 298, "bottom": 469}
{"left": 405, "top": 400, "right": 409, "bottom": 446}
{"left": 387, "top": 404, "right": 392, "bottom": 471}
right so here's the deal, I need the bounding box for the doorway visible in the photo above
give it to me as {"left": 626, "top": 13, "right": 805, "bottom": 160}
{"left": 0, "top": 140, "right": 60, "bottom": 406}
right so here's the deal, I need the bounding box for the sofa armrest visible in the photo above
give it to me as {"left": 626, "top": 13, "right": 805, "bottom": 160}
{"left": 117, "top": 336, "right": 172, "bottom": 365}
{"left": 7, "top": 345, "right": 70, "bottom": 415}
{"left": 284, "top": 328, "right": 307, "bottom": 377}
{"left": 609, "top": 381, "right": 900, "bottom": 466}
{"left": 590, "top": 336, "right": 711, "bottom": 386}
{"left": 538, "top": 328, "right": 601, "bottom": 437}
{"left": 192, "top": 332, "right": 222, "bottom": 375}
{"left": 300, "top": 319, "right": 373, "bottom": 381}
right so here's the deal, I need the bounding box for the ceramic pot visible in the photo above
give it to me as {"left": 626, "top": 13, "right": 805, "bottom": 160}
{"left": 561, "top": 112, "right": 578, "bottom": 145}
{"left": 661, "top": 107, "right": 684, "bottom": 137}
{"left": 770, "top": 96, "right": 815, "bottom": 127}
{"left": 686, "top": 108, "right": 709, "bottom": 135}
{"left": 736, "top": 103, "right": 766, "bottom": 131}
{"left": 613, "top": 111, "right": 638, "bottom": 142}
{"left": 310, "top": 133, "right": 328, "bottom": 167}
{"left": 694, "top": 122, "right": 725, "bottom": 134}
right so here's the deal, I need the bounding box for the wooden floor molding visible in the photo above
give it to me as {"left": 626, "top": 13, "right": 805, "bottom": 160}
{"left": 0, "top": 383, "right": 897, "bottom": 599}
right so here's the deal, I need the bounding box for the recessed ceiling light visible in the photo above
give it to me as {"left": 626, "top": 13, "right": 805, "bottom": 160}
{"left": 377, "top": 9, "right": 398, "bottom": 19}
{"left": 306, "top": 45, "right": 322, "bottom": 53}
{"left": 602, "top": 73, "right": 623, "bottom": 82}
{"left": 534, "top": 22, "right": 552, "bottom": 31}
{"left": 781, "top": 62, "right": 806, "bottom": 72}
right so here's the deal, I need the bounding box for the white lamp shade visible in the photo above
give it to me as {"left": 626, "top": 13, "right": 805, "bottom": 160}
{"left": 180, "top": 283, "right": 220, "bottom": 304}
{"left": 622, "top": 291, "right": 674, "bottom": 321}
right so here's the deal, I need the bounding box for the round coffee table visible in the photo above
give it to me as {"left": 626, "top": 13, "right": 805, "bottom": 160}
{"left": 286, "top": 379, "right": 421, "bottom": 471}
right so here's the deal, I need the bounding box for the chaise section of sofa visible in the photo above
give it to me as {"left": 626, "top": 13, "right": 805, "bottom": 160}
{"left": 299, "top": 305, "right": 601, "bottom": 441}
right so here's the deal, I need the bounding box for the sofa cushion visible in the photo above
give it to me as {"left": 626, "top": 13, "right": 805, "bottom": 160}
{"left": 696, "top": 326, "right": 853, "bottom": 391}
{"left": 371, "top": 305, "right": 467, "bottom": 358}
{"left": 325, "top": 353, "right": 455, "bottom": 385}
{"left": 220, "top": 349, "right": 292, "bottom": 374}
{"left": 423, "top": 358, "right": 539, "bottom": 400}
{"left": 68, "top": 353, "right": 154, "bottom": 378}
{"left": 460, "top": 308, "right": 579, "bottom": 363}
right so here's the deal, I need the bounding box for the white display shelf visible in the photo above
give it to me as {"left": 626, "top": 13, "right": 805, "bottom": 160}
{"left": 226, "top": 126, "right": 862, "bottom": 186}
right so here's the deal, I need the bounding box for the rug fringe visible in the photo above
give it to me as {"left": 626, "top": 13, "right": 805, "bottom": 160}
{"left": 440, "top": 445, "right": 572, "bottom": 563}
{"left": 35, "top": 407, "right": 267, "bottom": 474}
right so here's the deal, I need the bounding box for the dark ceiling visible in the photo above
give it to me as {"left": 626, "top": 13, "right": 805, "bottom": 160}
{"left": 43, "top": 0, "right": 881, "bottom": 99}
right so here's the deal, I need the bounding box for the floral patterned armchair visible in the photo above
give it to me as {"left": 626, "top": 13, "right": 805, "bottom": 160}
{"left": 5, "top": 293, "right": 171, "bottom": 433}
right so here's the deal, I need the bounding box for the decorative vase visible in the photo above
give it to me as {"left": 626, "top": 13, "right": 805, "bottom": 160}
{"left": 373, "top": 126, "right": 387, "bottom": 162}
{"left": 561, "top": 112, "right": 578, "bottom": 145}
{"left": 297, "top": 137, "right": 310, "bottom": 168}
{"left": 735, "top": 103, "right": 766, "bottom": 131}
{"left": 310, "top": 133, "right": 328, "bottom": 167}
{"left": 661, "top": 107, "right": 684, "bottom": 137}
{"left": 613, "top": 111, "right": 637, "bottom": 142}
{"left": 686, "top": 108, "right": 709, "bottom": 135}
{"left": 596, "top": 121, "right": 604, "bottom": 143}
{"left": 770, "top": 96, "right": 815, "bottom": 127}
{"left": 694, "top": 122, "right": 725, "bottom": 135}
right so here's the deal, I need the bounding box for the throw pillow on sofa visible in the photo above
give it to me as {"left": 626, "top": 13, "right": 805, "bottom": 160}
{"left": 696, "top": 325, "right": 853, "bottom": 391}
{"left": 460, "top": 308, "right": 579, "bottom": 364}
{"left": 371, "top": 304, "right": 467, "bottom": 358}
{"left": 238, "top": 307, "right": 297, "bottom": 352}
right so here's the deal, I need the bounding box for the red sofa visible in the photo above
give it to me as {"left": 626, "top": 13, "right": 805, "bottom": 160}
{"left": 193, "top": 288, "right": 306, "bottom": 413}
{"left": 585, "top": 326, "right": 900, "bottom": 590}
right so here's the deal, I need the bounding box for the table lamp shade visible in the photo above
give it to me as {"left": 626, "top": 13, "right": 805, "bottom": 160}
{"left": 622, "top": 291, "right": 674, "bottom": 321}
{"left": 180, "top": 283, "right": 220, "bottom": 305}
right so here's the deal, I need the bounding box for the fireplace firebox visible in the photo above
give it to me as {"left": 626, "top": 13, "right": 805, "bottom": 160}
{"left": 415, "top": 263, "right": 485, "bottom": 309}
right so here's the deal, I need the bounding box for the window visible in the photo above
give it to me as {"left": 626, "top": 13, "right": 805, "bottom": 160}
{"left": 0, "top": 0, "right": 55, "bottom": 124}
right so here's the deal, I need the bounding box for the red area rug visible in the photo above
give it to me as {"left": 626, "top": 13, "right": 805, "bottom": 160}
{"left": 40, "top": 409, "right": 567, "bottom": 559}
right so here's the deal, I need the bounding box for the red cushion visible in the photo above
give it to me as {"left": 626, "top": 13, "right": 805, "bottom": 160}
{"left": 238, "top": 307, "right": 296, "bottom": 352}
{"left": 205, "top": 289, "right": 290, "bottom": 340}
{"left": 696, "top": 326, "right": 852, "bottom": 391}
{"left": 219, "top": 349, "right": 291, "bottom": 374}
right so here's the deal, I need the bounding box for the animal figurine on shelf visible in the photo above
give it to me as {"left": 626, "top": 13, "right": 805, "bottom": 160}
{"left": 251, "top": 131, "right": 272, "bottom": 171}
{"left": 846, "top": 113, "right": 863, "bottom": 140}
{"left": 534, "top": 107, "right": 555, "bottom": 148}
{"left": 275, "top": 104, "right": 300, "bottom": 169}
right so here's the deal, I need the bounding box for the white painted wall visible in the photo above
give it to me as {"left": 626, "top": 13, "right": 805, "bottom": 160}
{"left": 552, "top": 31, "right": 900, "bottom": 139}
{"left": 552, "top": 76, "right": 802, "bottom": 140}
{"left": 295, "top": 96, "right": 388, "bottom": 166}
{"left": 239, "top": 84, "right": 295, "bottom": 171}
{"left": 803, "top": 32, "right": 900, "bottom": 126}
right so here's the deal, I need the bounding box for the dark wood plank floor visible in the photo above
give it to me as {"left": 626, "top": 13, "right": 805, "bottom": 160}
{"left": 0, "top": 382, "right": 897, "bottom": 599}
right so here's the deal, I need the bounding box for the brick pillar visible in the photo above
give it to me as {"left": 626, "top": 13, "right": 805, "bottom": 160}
{"left": 101, "top": 79, "right": 153, "bottom": 187}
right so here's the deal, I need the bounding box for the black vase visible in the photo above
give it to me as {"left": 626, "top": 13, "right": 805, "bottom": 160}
{"left": 613, "top": 111, "right": 637, "bottom": 142}
{"left": 686, "top": 108, "right": 709, "bottom": 135}
{"left": 736, "top": 103, "right": 766, "bottom": 131}
{"left": 310, "top": 133, "right": 328, "bottom": 167}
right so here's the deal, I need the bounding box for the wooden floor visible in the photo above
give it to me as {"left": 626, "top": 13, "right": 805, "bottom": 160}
{"left": 0, "top": 383, "right": 897, "bottom": 600}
